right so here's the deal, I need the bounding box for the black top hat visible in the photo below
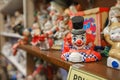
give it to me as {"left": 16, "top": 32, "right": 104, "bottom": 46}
{"left": 71, "top": 16, "right": 85, "bottom": 35}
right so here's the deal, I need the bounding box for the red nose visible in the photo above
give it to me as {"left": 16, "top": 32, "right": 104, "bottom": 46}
{"left": 76, "top": 39, "right": 82, "bottom": 45}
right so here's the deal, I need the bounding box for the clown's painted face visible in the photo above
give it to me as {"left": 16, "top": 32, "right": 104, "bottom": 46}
{"left": 72, "top": 33, "right": 86, "bottom": 48}
{"left": 110, "top": 28, "right": 120, "bottom": 41}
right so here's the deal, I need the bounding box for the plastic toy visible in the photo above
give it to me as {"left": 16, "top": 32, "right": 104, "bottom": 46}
{"left": 61, "top": 16, "right": 101, "bottom": 62}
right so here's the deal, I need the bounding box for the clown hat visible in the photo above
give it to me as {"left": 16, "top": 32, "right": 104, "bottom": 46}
{"left": 71, "top": 16, "right": 85, "bottom": 35}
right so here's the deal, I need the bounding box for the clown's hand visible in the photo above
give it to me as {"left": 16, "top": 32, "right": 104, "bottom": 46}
{"left": 88, "top": 42, "right": 93, "bottom": 48}
{"left": 12, "top": 42, "right": 20, "bottom": 56}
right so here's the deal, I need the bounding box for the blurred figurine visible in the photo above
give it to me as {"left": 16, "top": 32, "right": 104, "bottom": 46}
{"left": 31, "top": 22, "right": 50, "bottom": 50}
{"left": 103, "top": 0, "right": 120, "bottom": 70}
{"left": 104, "top": 22, "right": 120, "bottom": 69}
{"left": 31, "top": 22, "right": 41, "bottom": 46}
{"left": 61, "top": 16, "right": 101, "bottom": 62}
{"left": 52, "top": 14, "right": 70, "bottom": 50}
{"left": 104, "top": 0, "right": 120, "bottom": 34}
{"left": 12, "top": 29, "right": 30, "bottom": 55}
{"left": 50, "top": 0, "right": 68, "bottom": 15}
{"left": 12, "top": 11, "right": 24, "bottom": 35}
{"left": 64, "top": 2, "right": 84, "bottom": 18}
{"left": 38, "top": 14, "right": 48, "bottom": 31}
{"left": 43, "top": 20, "right": 53, "bottom": 34}
{"left": 116, "top": 0, "right": 120, "bottom": 7}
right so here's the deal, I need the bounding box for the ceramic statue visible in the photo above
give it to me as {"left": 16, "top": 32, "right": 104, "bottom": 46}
{"left": 103, "top": 0, "right": 120, "bottom": 70}
{"left": 104, "top": 22, "right": 120, "bottom": 69}
{"left": 61, "top": 16, "right": 101, "bottom": 62}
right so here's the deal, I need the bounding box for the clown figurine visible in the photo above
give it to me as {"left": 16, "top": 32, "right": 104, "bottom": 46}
{"left": 61, "top": 16, "right": 101, "bottom": 62}
{"left": 31, "top": 22, "right": 50, "bottom": 50}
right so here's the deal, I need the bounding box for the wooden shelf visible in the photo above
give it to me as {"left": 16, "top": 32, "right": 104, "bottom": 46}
{"left": 19, "top": 45, "right": 72, "bottom": 71}
{"left": 0, "top": 32, "right": 23, "bottom": 38}
{"left": 19, "top": 45, "right": 120, "bottom": 80}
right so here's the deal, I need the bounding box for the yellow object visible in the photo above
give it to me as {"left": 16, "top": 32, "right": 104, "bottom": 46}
{"left": 67, "top": 66, "right": 106, "bottom": 80}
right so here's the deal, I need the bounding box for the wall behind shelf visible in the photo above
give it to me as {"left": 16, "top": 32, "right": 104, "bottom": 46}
{"left": 94, "top": 0, "right": 116, "bottom": 8}
{"left": 76, "top": 0, "right": 116, "bottom": 10}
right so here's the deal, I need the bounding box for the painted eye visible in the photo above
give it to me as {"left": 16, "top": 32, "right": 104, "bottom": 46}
{"left": 73, "top": 37, "right": 76, "bottom": 41}
{"left": 81, "top": 36, "right": 84, "bottom": 40}
{"left": 111, "top": 32, "right": 114, "bottom": 34}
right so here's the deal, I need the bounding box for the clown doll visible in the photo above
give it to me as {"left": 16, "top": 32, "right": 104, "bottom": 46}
{"left": 61, "top": 16, "right": 101, "bottom": 62}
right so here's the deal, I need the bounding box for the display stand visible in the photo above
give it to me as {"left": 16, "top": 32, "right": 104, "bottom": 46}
{"left": 83, "top": 7, "right": 109, "bottom": 46}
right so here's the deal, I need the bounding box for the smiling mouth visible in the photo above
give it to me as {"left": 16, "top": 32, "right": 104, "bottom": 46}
{"left": 75, "top": 43, "right": 83, "bottom": 47}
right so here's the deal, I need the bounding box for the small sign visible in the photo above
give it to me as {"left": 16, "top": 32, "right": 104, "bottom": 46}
{"left": 67, "top": 66, "right": 106, "bottom": 80}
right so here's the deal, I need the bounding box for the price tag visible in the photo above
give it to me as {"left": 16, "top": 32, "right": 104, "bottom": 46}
{"left": 67, "top": 66, "right": 106, "bottom": 80}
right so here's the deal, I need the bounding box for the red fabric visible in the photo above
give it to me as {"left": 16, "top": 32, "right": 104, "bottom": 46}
{"left": 48, "top": 38, "right": 53, "bottom": 47}
{"left": 68, "top": 20, "right": 73, "bottom": 30}
{"left": 32, "top": 35, "right": 40, "bottom": 43}
{"left": 39, "top": 34, "right": 45, "bottom": 41}
{"left": 99, "top": 7, "right": 109, "bottom": 12}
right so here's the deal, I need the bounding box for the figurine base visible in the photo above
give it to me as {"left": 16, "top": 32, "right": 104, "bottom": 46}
{"left": 69, "top": 52, "right": 83, "bottom": 62}
{"left": 107, "top": 57, "right": 120, "bottom": 70}
{"left": 51, "top": 40, "right": 63, "bottom": 50}
{"left": 51, "top": 45, "right": 62, "bottom": 50}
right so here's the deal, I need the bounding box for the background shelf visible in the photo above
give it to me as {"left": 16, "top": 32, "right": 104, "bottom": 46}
{"left": 0, "top": 0, "right": 23, "bottom": 14}
{"left": 1, "top": 42, "right": 26, "bottom": 76}
{"left": 0, "top": 32, "right": 23, "bottom": 38}
{"left": 1, "top": 52, "right": 26, "bottom": 76}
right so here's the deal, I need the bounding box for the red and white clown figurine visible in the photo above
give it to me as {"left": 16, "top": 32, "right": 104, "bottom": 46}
{"left": 61, "top": 16, "right": 101, "bottom": 62}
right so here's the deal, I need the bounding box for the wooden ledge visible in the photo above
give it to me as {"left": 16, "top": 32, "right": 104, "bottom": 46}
{"left": 18, "top": 45, "right": 72, "bottom": 71}
{"left": 19, "top": 45, "right": 120, "bottom": 79}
